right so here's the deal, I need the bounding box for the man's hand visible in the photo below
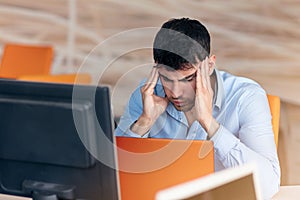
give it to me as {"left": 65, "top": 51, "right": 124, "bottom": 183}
{"left": 130, "top": 66, "right": 169, "bottom": 136}
{"left": 186, "top": 57, "right": 219, "bottom": 138}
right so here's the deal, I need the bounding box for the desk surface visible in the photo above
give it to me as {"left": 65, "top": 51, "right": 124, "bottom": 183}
{"left": 272, "top": 185, "right": 300, "bottom": 200}
{"left": 0, "top": 194, "right": 30, "bottom": 200}
{"left": 0, "top": 185, "right": 299, "bottom": 200}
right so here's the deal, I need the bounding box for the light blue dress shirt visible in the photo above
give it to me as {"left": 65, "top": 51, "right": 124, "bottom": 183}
{"left": 115, "top": 69, "right": 280, "bottom": 199}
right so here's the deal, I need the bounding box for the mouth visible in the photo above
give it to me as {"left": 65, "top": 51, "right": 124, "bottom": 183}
{"left": 172, "top": 100, "right": 185, "bottom": 107}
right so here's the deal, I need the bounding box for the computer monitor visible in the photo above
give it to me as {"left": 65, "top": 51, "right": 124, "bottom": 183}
{"left": 0, "top": 79, "right": 119, "bottom": 200}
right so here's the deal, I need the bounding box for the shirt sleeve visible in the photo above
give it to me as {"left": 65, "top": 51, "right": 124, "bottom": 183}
{"left": 211, "top": 86, "right": 281, "bottom": 199}
{"left": 114, "top": 84, "right": 149, "bottom": 138}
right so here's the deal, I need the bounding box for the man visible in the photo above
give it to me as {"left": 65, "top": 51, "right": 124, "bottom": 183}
{"left": 115, "top": 18, "right": 280, "bottom": 199}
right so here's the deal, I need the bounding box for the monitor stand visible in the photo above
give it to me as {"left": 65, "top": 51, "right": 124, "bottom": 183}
{"left": 32, "top": 192, "right": 58, "bottom": 200}
{"left": 22, "top": 180, "right": 75, "bottom": 200}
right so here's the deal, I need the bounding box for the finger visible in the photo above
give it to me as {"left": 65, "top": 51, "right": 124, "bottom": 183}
{"left": 196, "top": 63, "right": 202, "bottom": 94}
{"left": 142, "top": 67, "right": 156, "bottom": 91}
{"left": 204, "top": 57, "right": 209, "bottom": 78}
{"left": 148, "top": 67, "right": 159, "bottom": 89}
{"left": 201, "top": 57, "right": 208, "bottom": 88}
{"left": 144, "top": 67, "right": 159, "bottom": 91}
{"left": 162, "top": 96, "right": 170, "bottom": 107}
{"left": 146, "top": 66, "right": 157, "bottom": 83}
{"left": 205, "top": 57, "right": 212, "bottom": 90}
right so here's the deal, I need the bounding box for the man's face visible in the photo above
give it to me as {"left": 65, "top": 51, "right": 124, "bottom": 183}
{"left": 158, "top": 66, "right": 197, "bottom": 112}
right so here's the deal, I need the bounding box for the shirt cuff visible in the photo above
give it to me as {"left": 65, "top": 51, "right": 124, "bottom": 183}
{"left": 210, "top": 125, "right": 240, "bottom": 160}
{"left": 124, "top": 128, "right": 150, "bottom": 138}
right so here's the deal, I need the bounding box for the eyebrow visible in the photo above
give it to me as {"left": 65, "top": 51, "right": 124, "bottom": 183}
{"left": 158, "top": 71, "right": 196, "bottom": 81}
{"left": 158, "top": 72, "right": 171, "bottom": 81}
{"left": 179, "top": 72, "right": 196, "bottom": 81}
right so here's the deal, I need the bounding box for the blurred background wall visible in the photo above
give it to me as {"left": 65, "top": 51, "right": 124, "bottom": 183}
{"left": 0, "top": 0, "right": 299, "bottom": 186}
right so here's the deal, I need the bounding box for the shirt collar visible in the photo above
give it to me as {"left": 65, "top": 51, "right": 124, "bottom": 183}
{"left": 213, "top": 69, "right": 224, "bottom": 110}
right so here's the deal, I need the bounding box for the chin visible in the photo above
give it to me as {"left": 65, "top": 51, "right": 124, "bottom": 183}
{"left": 174, "top": 104, "right": 193, "bottom": 112}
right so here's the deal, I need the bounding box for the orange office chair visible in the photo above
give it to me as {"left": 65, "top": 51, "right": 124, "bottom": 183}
{"left": 17, "top": 73, "right": 92, "bottom": 85}
{"left": 0, "top": 43, "right": 53, "bottom": 79}
{"left": 267, "top": 94, "right": 280, "bottom": 149}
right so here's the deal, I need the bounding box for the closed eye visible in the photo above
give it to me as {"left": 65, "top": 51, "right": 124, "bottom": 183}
{"left": 182, "top": 77, "right": 194, "bottom": 82}
{"left": 162, "top": 76, "right": 172, "bottom": 82}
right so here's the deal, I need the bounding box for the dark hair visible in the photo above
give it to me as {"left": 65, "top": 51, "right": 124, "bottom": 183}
{"left": 153, "top": 18, "right": 210, "bottom": 70}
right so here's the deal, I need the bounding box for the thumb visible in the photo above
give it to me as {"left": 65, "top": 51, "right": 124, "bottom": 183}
{"left": 162, "top": 96, "right": 169, "bottom": 107}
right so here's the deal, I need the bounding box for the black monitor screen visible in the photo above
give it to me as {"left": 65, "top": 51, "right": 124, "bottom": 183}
{"left": 0, "top": 79, "right": 119, "bottom": 200}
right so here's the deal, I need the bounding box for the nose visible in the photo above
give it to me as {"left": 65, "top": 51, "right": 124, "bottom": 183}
{"left": 170, "top": 82, "right": 183, "bottom": 98}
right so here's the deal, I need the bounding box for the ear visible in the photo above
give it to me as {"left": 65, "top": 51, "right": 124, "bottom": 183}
{"left": 208, "top": 55, "right": 216, "bottom": 75}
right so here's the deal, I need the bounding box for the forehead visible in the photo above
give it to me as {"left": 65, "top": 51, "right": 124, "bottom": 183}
{"left": 158, "top": 66, "right": 197, "bottom": 80}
